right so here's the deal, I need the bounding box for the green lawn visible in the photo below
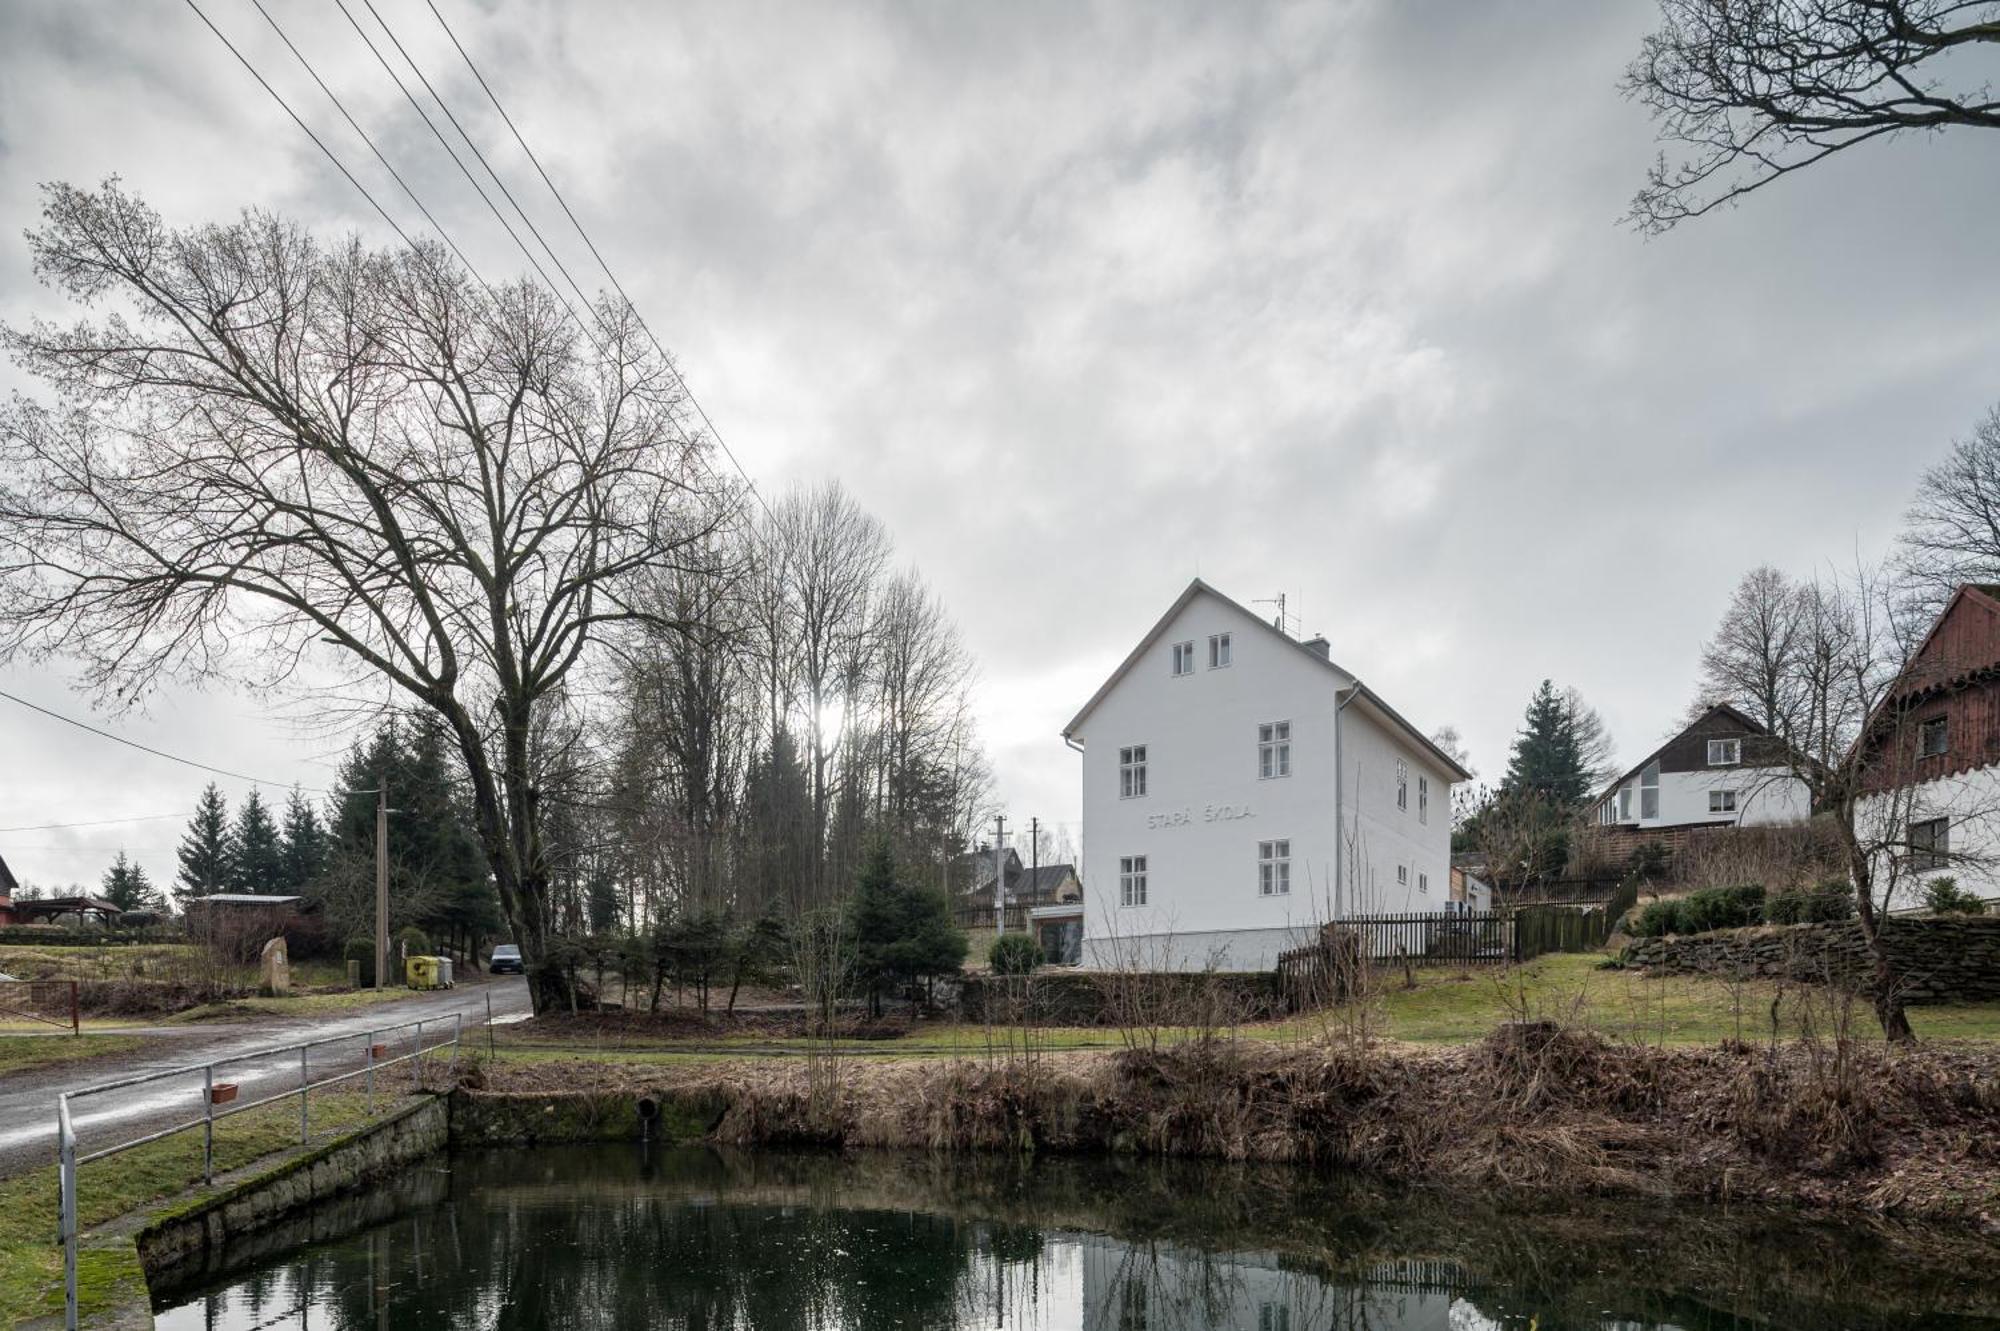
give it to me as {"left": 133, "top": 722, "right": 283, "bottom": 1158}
{"left": 0, "top": 1090, "right": 385, "bottom": 1326}
{"left": 494, "top": 953, "right": 2000, "bottom": 1061}
{"left": 0, "top": 1034, "right": 144, "bottom": 1076}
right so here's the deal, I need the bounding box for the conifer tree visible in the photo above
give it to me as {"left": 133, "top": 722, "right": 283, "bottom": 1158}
{"left": 100, "top": 850, "right": 159, "bottom": 912}
{"left": 175, "top": 783, "right": 233, "bottom": 904}
{"left": 229, "top": 789, "right": 286, "bottom": 895}
{"left": 279, "top": 788, "right": 328, "bottom": 895}
{"left": 1501, "top": 680, "right": 1594, "bottom": 807}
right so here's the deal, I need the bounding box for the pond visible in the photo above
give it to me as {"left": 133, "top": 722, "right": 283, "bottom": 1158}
{"left": 151, "top": 1145, "right": 2000, "bottom": 1330}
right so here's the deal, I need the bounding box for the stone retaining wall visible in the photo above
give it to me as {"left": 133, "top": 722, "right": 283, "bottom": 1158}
{"left": 1619, "top": 915, "right": 2000, "bottom": 1004}
{"left": 450, "top": 1088, "right": 727, "bottom": 1146}
{"left": 957, "top": 970, "right": 1285, "bottom": 1026}
{"left": 136, "top": 1097, "right": 448, "bottom": 1275}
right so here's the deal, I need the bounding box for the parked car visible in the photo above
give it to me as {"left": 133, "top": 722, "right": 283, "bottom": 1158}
{"left": 489, "top": 943, "right": 524, "bottom": 974}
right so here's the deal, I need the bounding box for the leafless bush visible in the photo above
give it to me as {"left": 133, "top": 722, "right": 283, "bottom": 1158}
{"left": 1672, "top": 820, "right": 1846, "bottom": 893}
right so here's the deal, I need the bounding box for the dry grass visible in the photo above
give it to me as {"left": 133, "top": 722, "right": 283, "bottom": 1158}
{"left": 470, "top": 1019, "right": 2000, "bottom": 1223}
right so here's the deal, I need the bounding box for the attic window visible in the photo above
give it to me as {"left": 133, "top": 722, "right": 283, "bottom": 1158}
{"left": 1171, "top": 641, "right": 1195, "bottom": 676}
{"left": 1209, "top": 633, "right": 1231, "bottom": 668}
{"left": 1707, "top": 738, "right": 1741, "bottom": 766}
{"left": 1920, "top": 716, "right": 1949, "bottom": 758}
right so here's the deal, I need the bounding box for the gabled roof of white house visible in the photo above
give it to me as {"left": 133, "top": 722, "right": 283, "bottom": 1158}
{"left": 1590, "top": 701, "right": 1785, "bottom": 803}
{"left": 1062, "top": 578, "right": 1473, "bottom": 782}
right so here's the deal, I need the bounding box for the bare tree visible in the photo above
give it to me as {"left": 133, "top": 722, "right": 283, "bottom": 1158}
{"left": 1624, "top": 0, "right": 2000, "bottom": 231}
{"left": 1896, "top": 404, "right": 2000, "bottom": 623}
{"left": 1428, "top": 724, "right": 1476, "bottom": 778}
{"left": 0, "top": 184, "right": 727, "bottom": 1012}
{"left": 1562, "top": 687, "right": 1621, "bottom": 789}
{"left": 1694, "top": 564, "right": 1804, "bottom": 728}
{"left": 1697, "top": 563, "right": 2000, "bottom": 1040}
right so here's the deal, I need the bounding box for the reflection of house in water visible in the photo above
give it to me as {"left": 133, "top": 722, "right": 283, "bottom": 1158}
{"left": 1076, "top": 1235, "right": 1490, "bottom": 1331}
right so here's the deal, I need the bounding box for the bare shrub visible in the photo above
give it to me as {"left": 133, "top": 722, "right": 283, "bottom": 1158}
{"left": 1673, "top": 821, "right": 1846, "bottom": 894}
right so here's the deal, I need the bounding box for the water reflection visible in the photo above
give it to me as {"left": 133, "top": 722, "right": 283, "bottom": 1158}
{"left": 152, "top": 1145, "right": 2000, "bottom": 1330}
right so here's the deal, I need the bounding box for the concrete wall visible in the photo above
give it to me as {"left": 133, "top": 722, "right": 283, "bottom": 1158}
{"left": 137, "top": 1097, "right": 448, "bottom": 1276}
{"left": 1621, "top": 915, "right": 2000, "bottom": 1004}
{"left": 1075, "top": 588, "right": 1454, "bottom": 971}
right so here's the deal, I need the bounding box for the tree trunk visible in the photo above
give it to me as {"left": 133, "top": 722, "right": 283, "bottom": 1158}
{"left": 1840, "top": 817, "right": 1915, "bottom": 1044}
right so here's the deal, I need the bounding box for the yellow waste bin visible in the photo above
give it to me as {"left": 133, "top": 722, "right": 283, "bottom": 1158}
{"left": 405, "top": 955, "right": 441, "bottom": 990}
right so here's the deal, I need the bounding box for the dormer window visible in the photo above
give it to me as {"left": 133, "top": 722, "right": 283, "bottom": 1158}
{"left": 1707, "top": 738, "right": 1741, "bottom": 766}
{"left": 1920, "top": 716, "right": 1949, "bottom": 758}
{"left": 1171, "top": 641, "right": 1195, "bottom": 676}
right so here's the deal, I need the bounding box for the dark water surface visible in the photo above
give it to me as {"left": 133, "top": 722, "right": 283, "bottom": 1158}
{"left": 150, "top": 1145, "right": 2000, "bottom": 1330}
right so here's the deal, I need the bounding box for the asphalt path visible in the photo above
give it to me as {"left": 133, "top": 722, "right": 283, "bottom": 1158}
{"left": 0, "top": 976, "right": 531, "bottom": 1177}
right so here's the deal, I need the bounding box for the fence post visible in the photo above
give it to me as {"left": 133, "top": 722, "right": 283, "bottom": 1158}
{"left": 486, "top": 990, "right": 495, "bottom": 1060}
{"left": 366, "top": 1030, "right": 376, "bottom": 1114}
{"left": 299, "top": 1045, "right": 309, "bottom": 1144}
{"left": 68, "top": 979, "right": 79, "bottom": 1037}
{"left": 445, "top": 1011, "right": 462, "bottom": 1083}
{"left": 59, "top": 1096, "right": 77, "bottom": 1331}
{"left": 413, "top": 1018, "right": 425, "bottom": 1090}
{"left": 203, "top": 1065, "right": 215, "bottom": 1185}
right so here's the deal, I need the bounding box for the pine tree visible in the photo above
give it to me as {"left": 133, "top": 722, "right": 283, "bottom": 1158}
{"left": 847, "top": 838, "right": 966, "bottom": 1014}
{"left": 175, "top": 783, "right": 233, "bottom": 904}
{"left": 229, "top": 790, "right": 286, "bottom": 895}
{"left": 100, "top": 850, "right": 158, "bottom": 912}
{"left": 279, "top": 787, "right": 328, "bottom": 895}
{"left": 1501, "top": 679, "right": 1593, "bottom": 807}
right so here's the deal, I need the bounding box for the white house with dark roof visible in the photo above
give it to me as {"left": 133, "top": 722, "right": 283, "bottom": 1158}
{"left": 1589, "top": 703, "right": 1811, "bottom": 833}
{"left": 1063, "top": 579, "right": 1471, "bottom": 971}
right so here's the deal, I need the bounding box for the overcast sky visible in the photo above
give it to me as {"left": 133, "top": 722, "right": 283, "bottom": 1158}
{"left": 3, "top": 0, "right": 1998, "bottom": 893}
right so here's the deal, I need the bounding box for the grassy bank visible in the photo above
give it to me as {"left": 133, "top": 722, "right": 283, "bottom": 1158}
{"left": 488, "top": 953, "right": 2000, "bottom": 1064}
{"left": 0, "top": 1034, "right": 144, "bottom": 1076}
{"left": 0, "top": 1090, "right": 386, "bottom": 1326}
{"left": 468, "top": 1020, "right": 2000, "bottom": 1227}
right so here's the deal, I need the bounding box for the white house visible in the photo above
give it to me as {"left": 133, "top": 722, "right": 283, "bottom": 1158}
{"left": 1588, "top": 703, "right": 1812, "bottom": 834}
{"left": 1063, "top": 579, "right": 1471, "bottom": 972}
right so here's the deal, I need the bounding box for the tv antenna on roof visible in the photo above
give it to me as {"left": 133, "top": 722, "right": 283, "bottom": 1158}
{"left": 1254, "top": 593, "right": 1298, "bottom": 636}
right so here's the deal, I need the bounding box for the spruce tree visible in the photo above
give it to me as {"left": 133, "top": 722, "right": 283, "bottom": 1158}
{"left": 175, "top": 783, "right": 233, "bottom": 904}
{"left": 279, "top": 787, "right": 328, "bottom": 895}
{"left": 100, "top": 850, "right": 159, "bottom": 912}
{"left": 1501, "top": 679, "right": 1593, "bottom": 807}
{"left": 229, "top": 789, "right": 286, "bottom": 895}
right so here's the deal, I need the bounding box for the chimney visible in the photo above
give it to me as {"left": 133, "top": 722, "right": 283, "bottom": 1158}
{"left": 1303, "top": 636, "right": 1331, "bottom": 659}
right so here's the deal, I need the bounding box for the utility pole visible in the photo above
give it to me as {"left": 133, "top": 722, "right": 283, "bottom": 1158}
{"left": 375, "top": 778, "right": 390, "bottom": 992}
{"left": 1027, "top": 816, "right": 1041, "bottom": 903}
{"left": 992, "top": 813, "right": 1008, "bottom": 936}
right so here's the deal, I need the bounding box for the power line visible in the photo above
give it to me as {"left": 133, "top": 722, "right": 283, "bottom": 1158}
{"left": 248, "top": 0, "right": 491, "bottom": 288}
{"left": 180, "top": 0, "right": 427, "bottom": 257}
{"left": 0, "top": 813, "right": 189, "bottom": 834}
{"left": 423, "top": 0, "right": 775, "bottom": 523}
{"left": 0, "top": 689, "right": 331, "bottom": 793}
{"left": 330, "top": 0, "right": 613, "bottom": 363}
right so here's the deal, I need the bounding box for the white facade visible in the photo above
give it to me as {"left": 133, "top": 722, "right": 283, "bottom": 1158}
{"left": 1594, "top": 762, "right": 1811, "bottom": 831}
{"left": 1066, "top": 582, "right": 1466, "bottom": 972}
{"left": 1857, "top": 766, "right": 2000, "bottom": 909}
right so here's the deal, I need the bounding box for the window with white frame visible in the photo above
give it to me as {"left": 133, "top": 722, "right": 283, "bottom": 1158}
{"left": 1118, "top": 745, "right": 1148, "bottom": 799}
{"left": 1419, "top": 775, "right": 1429, "bottom": 824}
{"left": 1396, "top": 759, "right": 1409, "bottom": 810}
{"left": 1258, "top": 721, "right": 1291, "bottom": 779}
{"left": 1258, "top": 1304, "right": 1290, "bottom": 1331}
{"left": 1171, "top": 641, "right": 1195, "bottom": 676}
{"left": 1640, "top": 762, "right": 1660, "bottom": 819}
{"left": 1709, "top": 789, "right": 1738, "bottom": 813}
{"left": 1119, "top": 855, "right": 1148, "bottom": 907}
{"left": 1618, "top": 787, "right": 1632, "bottom": 820}
{"left": 1258, "top": 840, "right": 1291, "bottom": 896}
{"left": 1707, "top": 738, "right": 1741, "bottom": 766}
{"left": 1208, "top": 633, "right": 1231, "bottom": 668}
{"left": 1397, "top": 864, "right": 1408, "bottom": 886}
{"left": 1419, "top": 871, "right": 1429, "bottom": 894}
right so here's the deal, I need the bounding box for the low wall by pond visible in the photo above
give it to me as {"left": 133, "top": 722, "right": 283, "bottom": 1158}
{"left": 136, "top": 1097, "right": 448, "bottom": 1275}
{"left": 450, "top": 1087, "right": 728, "bottom": 1146}
{"left": 957, "top": 970, "right": 1285, "bottom": 1025}
{"left": 1619, "top": 915, "right": 2000, "bottom": 1004}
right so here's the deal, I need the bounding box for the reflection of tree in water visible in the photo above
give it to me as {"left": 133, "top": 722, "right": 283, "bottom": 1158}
{"left": 159, "top": 1145, "right": 2000, "bottom": 1331}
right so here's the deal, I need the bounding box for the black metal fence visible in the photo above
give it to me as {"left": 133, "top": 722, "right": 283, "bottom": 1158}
{"left": 1280, "top": 876, "right": 1641, "bottom": 978}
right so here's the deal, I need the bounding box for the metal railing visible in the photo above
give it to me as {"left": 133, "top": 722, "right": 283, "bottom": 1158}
{"left": 55, "top": 1012, "right": 461, "bottom": 1329}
